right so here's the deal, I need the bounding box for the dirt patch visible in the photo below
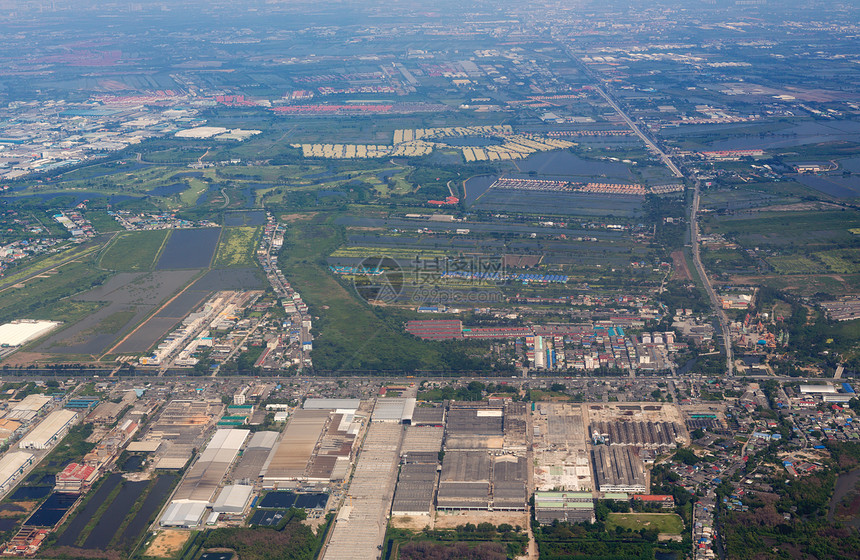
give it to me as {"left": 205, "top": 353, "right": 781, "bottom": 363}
{"left": 391, "top": 514, "right": 433, "bottom": 530}
{"left": 145, "top": 530, "right": 190, "bottom": 558}
{"left": 280, "top": 212, "right": 317, "bottom": 222}
{"left": 434, "top": 510, "right": 527, "bottom": 529}
{"left": 0, "top": 352, "right": 54, "bottom": 366}
{"left": 0, "top": 501, "right": 37, "bottom": 517}
{"left": 670, "top": 250, "right": 692, "bottom": 281}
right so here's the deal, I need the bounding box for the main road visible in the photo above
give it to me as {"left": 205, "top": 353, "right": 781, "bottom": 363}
{"left": 592, "top": 86, "right": 684, "bottom": 178}
{"left": 590, "top": 79, "right": 733, "bottom": 375}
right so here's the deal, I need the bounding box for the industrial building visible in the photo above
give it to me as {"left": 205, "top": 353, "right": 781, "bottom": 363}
{"left": 591, "top": 446, "right": 647, "bottom": 493}
{"left": 261, "top": 409, "right": 333, "bottom": 487}
{"left": 590, "top": 420, "right": 682, "bottom": 447}
{"left": 173, "top": 429, "right": 249, "bottom": 503}
{"left": 0, "top": 452, "right": 35, "bottom": 494}
{"left": 160, "top": 501, "right": 208, "bottom": 528}
{"left": 232, "top": 431, "right": 278, "bottom": 484}
{"left": 436, "top": 451, "right": 527, "bottom": 511}
{"left": 19, "top": 410, "right": 77, "bottom": 450}
{"left": 323, "top": 422, "right": 402, "bottom": 560}
{"left": 212, "top": 484, "right": 253, "bottom": 514}
{"left": 4, "top": 395, "right": 52, "bottom": 422}
{"left": 372, "top": 398, "right": 416, "bottom": 423}
{"left": 391, "top": 461, "right": 438, "bottom": 517}
{"left": 54, "top": 463, "right": 97, "bottom": 493}
{"left": 534, "top": 491, "right": 595, "bottom": 524}
{"left": 0, "top": 320, "right": 59, "bottom": 347}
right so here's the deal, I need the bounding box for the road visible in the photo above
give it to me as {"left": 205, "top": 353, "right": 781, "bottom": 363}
{"left": 590, "top": 77, "right": 733, "bottom": 375}
{"left": 592, "top": 86, "right": 683, "bottom": 178}
{"left": 690, "top": 181, "right": 734, "bottom": 375}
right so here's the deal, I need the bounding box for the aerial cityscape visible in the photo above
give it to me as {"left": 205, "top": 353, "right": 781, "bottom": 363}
{"left": 0, "top": 0, "right": 858, "bottom": 559}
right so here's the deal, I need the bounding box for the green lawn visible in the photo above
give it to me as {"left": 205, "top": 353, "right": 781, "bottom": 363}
{"left": 99, "top": 230, "right": 169, "bottom": 271}
{"left": 606, "top": 513, "right": 683, "bottom": 535}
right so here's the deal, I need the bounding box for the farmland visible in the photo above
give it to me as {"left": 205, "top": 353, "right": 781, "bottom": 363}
{"left": 155, "top": 228, "right": 221, "bottom": 270}
{"left": 99, "top": 230, "right": 170, "bottom": 272}
{"left": 214, "top": 226, "right": 260, "bottom": 268}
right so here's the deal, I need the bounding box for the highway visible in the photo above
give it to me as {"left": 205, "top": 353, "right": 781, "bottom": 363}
{"left": 690, "top": 181, "right": 734, "bottom": 376}
{"left": 589, "top": 79, "right": 733, "bottom": 376}
{"left": 592, "top": 86, "right": 684, "bottom": 178}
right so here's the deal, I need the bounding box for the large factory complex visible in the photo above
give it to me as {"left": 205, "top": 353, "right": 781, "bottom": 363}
{"left": 0, "top": 383, "right": 689, "bottom": 558}
{"left": 147, "top": 394, "right": 687, "bottom": 555}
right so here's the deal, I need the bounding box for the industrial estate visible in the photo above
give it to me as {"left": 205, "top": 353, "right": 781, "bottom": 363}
{"left": 0, "top": 1, "right": 860, "bottom": 560}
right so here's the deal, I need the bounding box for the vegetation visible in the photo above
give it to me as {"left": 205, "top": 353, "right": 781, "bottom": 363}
{"left": 200, "top": 514, "right": 319, "bottom": 560}
{"left": 99, "top": 230, "right": 169, "bottom": 272}
{"left": 213, "top": 226, "right": 260, "bottom": 268}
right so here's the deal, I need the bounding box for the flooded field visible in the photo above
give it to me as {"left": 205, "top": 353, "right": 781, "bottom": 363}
{"left": 249, "top": 508, "right": 290, "bottom": 526}
{"left": 224, "top": 209, "right": 266, "bottom": 226}
{"left": 514, "top": 151, "right": 634, "bottom": 179}
{"left": 35, "top": 270, "right": 199, "bottom": 356}
{"left": 53, "top": 473, "right": 178, "bottom": 553}
{"left": 8, "top": 486, "right": 51, "bottom": 501}
{"left": 472, "top": 189, "right": 643, "bottom": 217}
{"left": 156, "top": 228, "right": 221, "bottom": 269}
{"left": 55, "top": 473, "right": 122, "bottom": 546}
{"left": 797, "top": 174, "right": 860, "bottom": 198}
{"left": 81, "top": 480, "right": 149, "bottom": 549}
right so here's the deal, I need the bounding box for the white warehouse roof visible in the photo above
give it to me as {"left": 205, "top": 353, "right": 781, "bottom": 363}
{"left": 160, "top": 500, "right": 208, "bottom": 527}
{"left": 212, "top": 484, "right": 253, "bottom": 513}
{"left": 19, "top": 409, "right": 77, "bottom": 450}
{"left": 303, "top": 398, "right": 360, "bottom": 411}
{"left": 0, "top": 320, "right": 60, "bottom": 347}
{"left": 0, "top": 451, "right": 34, "bottom": 491}
{"left": 799, "top": 385, "right": 837, "bottom": 394}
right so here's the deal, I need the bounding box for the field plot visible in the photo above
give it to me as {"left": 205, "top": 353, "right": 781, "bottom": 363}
{"left": 606, "top": 513, "right": 683, "bottom": 535}
{"left": 471, "top": 189, "right": 644, "bottom": 217}
{"left": 100, "top": 230, "right": 169, "bottom": 272}
{"left": 34, "top": 270, "right": 199, "bottom": 356}
{"left": 213, "top": 227, "right": 260, "bottom": 268}
{"left": 767, "top": 255, "right": 826, "bottom": 274}
{"left": 155, "top": 228, "right": 221, "bottom": 270}
{"left": 816, "top": 249, "right": 860, "bottom": 274}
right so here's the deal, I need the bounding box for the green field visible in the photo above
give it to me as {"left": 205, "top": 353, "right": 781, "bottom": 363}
{"left": 0, "top": 260, "right": 109, "bottom": 325}
{"left": 213, "top": 226, "right": 260, "bottom": 267}
{"left": 767, "top": 255, "right": 826, "bottom": 274}
{"left": 100, "top": 230, "right": 170, "bottom": 271}
{"left": 606, "top": 513, "right": 684, "bottom": 535}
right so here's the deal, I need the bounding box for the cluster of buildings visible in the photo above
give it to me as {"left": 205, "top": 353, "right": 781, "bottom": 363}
{"left": 0, "top": 97, "right": 206, "bottom": 181}
{"left": 0, "top": 238, "right": 65, "bottom": 277}
{"left": 257, "top": 217, "right": 312, "bottom": 370}
{"left": 52, "top": 211, "right": 95, "bottom": 239}
{"left": 110, "top": 211, "right": 218, "bottom": 231}
{"left": 140, "top": 290, "right": 263, "bottom": 368}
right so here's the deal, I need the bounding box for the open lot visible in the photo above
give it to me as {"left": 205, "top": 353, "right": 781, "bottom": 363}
{"left": 100, "top": 230, "right": 170, "bottom": 272}
{"left": 606, "top": 513, "right": 684, "bottom": 535}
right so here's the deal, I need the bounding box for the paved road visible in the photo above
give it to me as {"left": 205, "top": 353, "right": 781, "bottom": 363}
{"left": 592, "top": 86, "right": 684, "bottom": 178}
{"left": 690, "top": 181, "right": 734, "bottom": 375}
{"left": 589, "top": 74, "right": 732, "bottom": 375}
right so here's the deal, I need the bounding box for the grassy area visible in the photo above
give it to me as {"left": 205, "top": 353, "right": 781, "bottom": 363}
{"left": 213, "top": 226, "right": 260, "bottom": 267}
{"left": 84, "top": 211, "right": 124, "bottom": 233}
{"left": 606, "top": 513, "right": 684, "bottom": 535}
{"left": 179, "top": 177, "right": 209, "bottom": 206}
{"left": 99, "top": 230, "right": 170, "bottom": 271}
{"left": 277, "top": 213, "right": 445, "bottom": 372}
{"left": 0, "top": 260, "right": 110, "bottom": 324}
{"left": 767, "top": 255, "right": 826, "bottom": 274}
